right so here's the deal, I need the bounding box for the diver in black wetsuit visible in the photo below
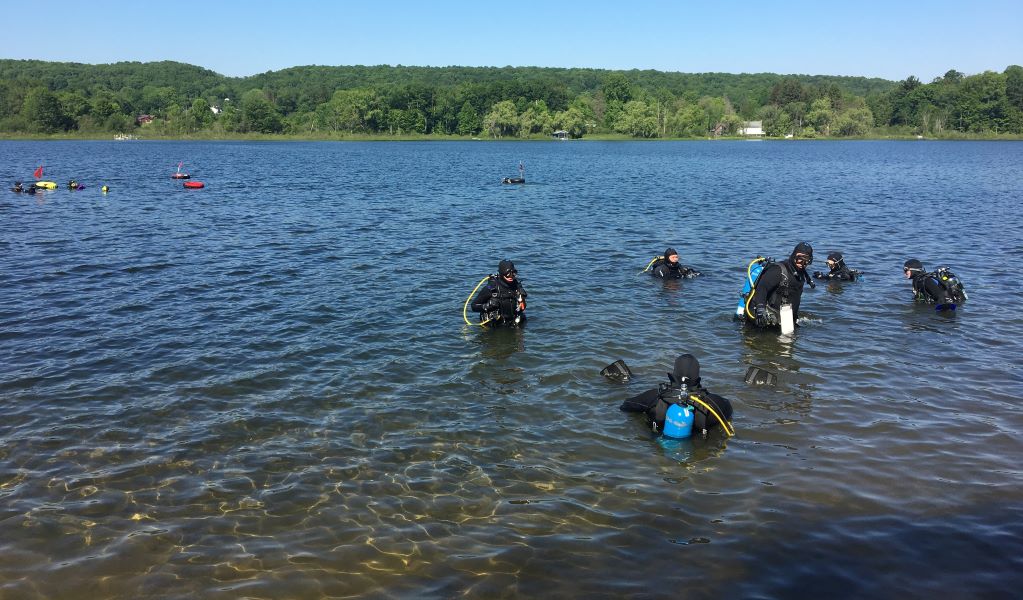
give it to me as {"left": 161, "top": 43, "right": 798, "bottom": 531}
{"left": 813, "top": 251, "right": 858, "bottom": 281}
{"left": 649, "top": 247, "right": 701, "bottom": 279}
{"left": 904, "top": 259, "right": 967, "bottom": 310}
{"left": 747, "top": 242, "right": 815, "bottom": 328}
{"left": 470, "top": 259, "right": 527, "bottom": 326}
{"left": 11, "top": 181, "right": 24, "bottom": 193}
{"left": 619, "top": 354, "right": 733, "bottom": 436}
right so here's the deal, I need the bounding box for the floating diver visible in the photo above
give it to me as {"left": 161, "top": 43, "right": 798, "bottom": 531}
{"left": 464, "top": 259, "right": 527, "bottom": 327}
{"left": 11, "top": 181, "right": 24, "bottom": 193}
{"left": 903, "top": 259, "right": 967, "bottom": 311}
{"left": 615, "top": 354, "right": 734, "bottom": 439}
{"left": 813, "top": 251, "right": 859, "bottom": 281}
{"left": 641, "top": 247, "right": 701, "bottom": 279}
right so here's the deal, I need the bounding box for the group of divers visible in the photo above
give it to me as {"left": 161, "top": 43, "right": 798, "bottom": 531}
{"left": 463, "top": 244, "right": 969, "bottom": 443}
{"left": 10, "top": 180, "right": 110, "bottom": 194}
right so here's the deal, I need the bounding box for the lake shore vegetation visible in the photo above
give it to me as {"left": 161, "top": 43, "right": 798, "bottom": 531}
{"left": 2, "top": 60, "right": 1021, "bottom": 140}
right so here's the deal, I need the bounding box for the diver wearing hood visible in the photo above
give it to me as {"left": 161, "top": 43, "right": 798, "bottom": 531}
{"left": 619, "top": 354, "right": 734, "bottom": 437}
{"left": 813, "top": 251, "right": 859, "bottom": 281}
{"left": 470, "top": 259, "right": 528, "bottom": 326}
{"left": 904, "top": 259, "right": 967, "bottom": 310}
{"left": 649, "top": 247, "right": 701, "bottom": 279}
{"left": 746, "top": 242, "right": 815, "bottom": 328}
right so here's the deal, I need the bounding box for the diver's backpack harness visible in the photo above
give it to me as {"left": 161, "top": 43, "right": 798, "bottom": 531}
{"left": 652, "top": 380, "right": 734, "bottom": 438}
{"left": 462, "top": 274, "right": 525, "bottom": 327}
{"left": 641, "top": 255, "right": 665, "bottom": 274}
{"left": 928, "top": 267, "right": 968, "bottom": 304}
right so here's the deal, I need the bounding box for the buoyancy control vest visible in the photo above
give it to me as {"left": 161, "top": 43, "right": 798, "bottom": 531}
{"left": 480, "top": 275, "right": 526, "bottom": 324}
{"left": 651, "top": 382, "right": 734, "bottom": 438}
{"left": 767, "top": 261, "right": 802, "bottom": 308}
{"left": 917, "top": 267, "right": 968, "bottom": 305}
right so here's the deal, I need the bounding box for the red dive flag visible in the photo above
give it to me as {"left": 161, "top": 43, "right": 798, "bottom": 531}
{"left": 33, "top": 165, "right": 43, "bottom": 179}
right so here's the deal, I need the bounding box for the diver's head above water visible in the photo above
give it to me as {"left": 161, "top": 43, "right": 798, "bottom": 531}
{"left": 670, "top": 353, "right": 701, "bottom": 387}
{"left": 498, "top": 259, "right": 517, "bottom": 282}
{"left": 789, "top": 241, "right": 813, "bottom": 270}
{"left": 826, "top": 251, "right": 844, "bottom": 269}
{"left": 903, "top": 258, "right": 924, "bottom": 278}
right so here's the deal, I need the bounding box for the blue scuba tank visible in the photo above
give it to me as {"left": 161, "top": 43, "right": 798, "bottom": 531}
{"left": 736, "top": 258, "right": 767, "bottom": 317}
{"left": 663, "top": 403, "right": 694, "bottom": 439}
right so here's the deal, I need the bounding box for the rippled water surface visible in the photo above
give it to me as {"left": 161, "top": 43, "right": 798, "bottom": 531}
{"left": 2, "top": 140, "right": 1022, "bottom": 599}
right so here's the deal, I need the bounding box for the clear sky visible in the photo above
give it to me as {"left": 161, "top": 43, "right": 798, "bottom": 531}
{"left": 2, "top": 0, "right": 1020, "bottom": 81}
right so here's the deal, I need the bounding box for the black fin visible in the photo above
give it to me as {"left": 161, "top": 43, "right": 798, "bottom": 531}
{"left": 600, "top": 359, "right": 634, "bottom": 382}
{"left": 744, "top": 366, "right": 778, "bottom": 386}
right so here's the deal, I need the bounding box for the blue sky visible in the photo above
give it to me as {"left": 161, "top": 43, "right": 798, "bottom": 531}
{"left": 2, "top": 0, "right": 1020, "bottom": 81}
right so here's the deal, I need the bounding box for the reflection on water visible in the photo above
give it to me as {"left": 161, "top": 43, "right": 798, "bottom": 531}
{"left": 1, "top": 140, "right": 1022, "bottom": 598}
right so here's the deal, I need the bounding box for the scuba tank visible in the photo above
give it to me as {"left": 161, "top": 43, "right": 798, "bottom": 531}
{"left": 737, "top": 257, "right": 771, "bottom": 317}
{"left": 664, "top": 404, "right": 694, "bottom": 438}
{"left": 654, "top": 382, "right": 695, "bottom": 439}
{"left": 932, "top": 267, "right": 968, "bottom": 305}
{"left": 653, "top": 379, "right": 735, "bottom": 439}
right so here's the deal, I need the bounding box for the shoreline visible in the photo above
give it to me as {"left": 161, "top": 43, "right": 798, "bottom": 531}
{"left": 3, "top": 132, "right": 1022, "bottom": 142}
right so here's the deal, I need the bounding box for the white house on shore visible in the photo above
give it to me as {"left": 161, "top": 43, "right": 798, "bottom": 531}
{"left": 740, "top": 120, "right": 764, "bottom": 137}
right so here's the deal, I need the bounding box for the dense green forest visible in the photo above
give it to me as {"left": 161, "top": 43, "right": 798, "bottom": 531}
{"left": 1, "top": 59, "right": 1021, "bottom": 138}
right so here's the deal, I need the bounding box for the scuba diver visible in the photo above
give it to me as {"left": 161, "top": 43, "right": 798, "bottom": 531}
{"left": 619, "top": 354, "right": 734, "bottom": 439}
{"left": 645, "top": 247, "right": 701, "bottom": 279}
{"left": 67, "top": 179, "right": 79, "bottom": 190}
{"left": 11, "top": 181, "right": 24, "bottom": 193}
{"left": 903, "top": 259, "right": 967, "bottom": 311}
{"left": 813, "top": 251, "right": 859, "bottom": 281}
{"left": 743, "top": 241, "right": 815, "bottom": 331}
{"left": 468, "top": 259, "right": 527, "bottom": 326}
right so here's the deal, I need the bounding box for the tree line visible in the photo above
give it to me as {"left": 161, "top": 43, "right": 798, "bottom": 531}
{"left": 1, "top": 59, "right": 1021, "bottom": 138}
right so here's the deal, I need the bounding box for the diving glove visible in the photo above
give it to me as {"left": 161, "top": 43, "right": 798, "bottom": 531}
{"left": 754, "top": 305, "right": 777, "bottom": 327}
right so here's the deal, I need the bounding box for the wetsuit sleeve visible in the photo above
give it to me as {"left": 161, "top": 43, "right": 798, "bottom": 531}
{"left": 620, "top": 388, "right": 659, "bottom": 414}
{"left": 681, "top": 266, "right": 701, "bottom": 278}
{"left": 470, "top": 286, "right": 494, "bottom": 312}
{"left": 923, "top": 277, "right": 948, "bottom": 303}
{"left": 749, "top": 264, "right": 782, "bottom": 309}
{"left": 650, "top": 264, "right": 666, "bottom": 278}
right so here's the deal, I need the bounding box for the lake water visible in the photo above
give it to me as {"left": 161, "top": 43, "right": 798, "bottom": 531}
{"left": 1, "top": 139, "right": 1022, "bottom": 599}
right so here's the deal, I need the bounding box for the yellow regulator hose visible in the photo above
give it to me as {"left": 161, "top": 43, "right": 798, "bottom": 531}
{"left": 463, "top": 276, "right": 492, "bottom": 327}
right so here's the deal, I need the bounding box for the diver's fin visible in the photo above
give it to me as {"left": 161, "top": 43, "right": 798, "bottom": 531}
{"left": 600, "top": 359, "right": 634, "bottom": 382}
{"left": 744, "top": 365, "right": 778, "bottom": 386}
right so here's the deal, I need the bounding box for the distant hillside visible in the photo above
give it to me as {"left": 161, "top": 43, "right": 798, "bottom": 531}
{"left": 0, "top": 59, "right": 1019, "bottom": 138}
